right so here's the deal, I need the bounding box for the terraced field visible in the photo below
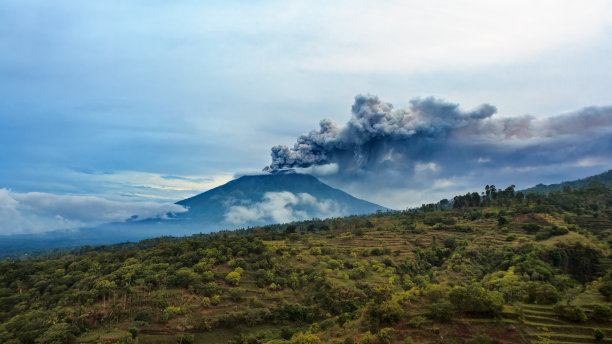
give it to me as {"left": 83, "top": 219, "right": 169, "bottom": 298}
{"left": 520, "top": 304, "right": 612, "bottom": 344}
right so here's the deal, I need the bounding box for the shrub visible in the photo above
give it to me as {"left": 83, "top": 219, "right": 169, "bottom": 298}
{"left": 427, "top": 300, "right": 453, "bottom": 321}
{"left": 554, "top": 304, "right": 588, "bottom": 322}
{"left": 225, "top": 271, "right": 241, "bottom": 286}
{"left": 522, "top": 223, "right": 541, "bottom": 233}
{"left": 114, "top": 332, "right": 137, "bottom": 344}
{"left": 211, "top": 295, "right": 221, "bottom": 305}
{"left": 595, "top": 328, "right": 605, "bottom": 341}
{"left": 362, "top": 300, "right": 403, "bottom": 330}
{"left": 180, "top": 334, "right": 195, "bottom": 344}
{"left": 408, "top": 316, "right": 425, "bottom": 328}
{"left": 349, "top": 266, "right": 367, "bottom": 280}
{"left": 36, "top": 323, "right": 80, "bottom": 344}
{"left": 527, "top": 283, "right": 560, "bottom": 305}
{"left": 167, "top": 268, "right": 200, "bottom": 289}
{"left": 291, "top": 332, "right": 321, "bottom": 344}
{"left": 229, "top": 288, "right": 245, "bottom": 302}
{"left": 160, "top": 306, "right": 182, "bottom": 323}
{"left": 327, "top": 259, "right": 342, "bottom": 269}
{"left": 449, "top": 284, "right": 504, "bottom": 316}
{"left": 128, "top": 327, "right": 138, "bottom": 339}
{"left": 134, "top": 309, "right": 153, "bottom": 323}
{"left": 201, "top": 297, "right": 211, "bottom": 308}
{"left": 592, "top": 304, "right": 612, "bottom": 321}
{"left": 377, "top": 328, "right": 394, "bottom": 344}
{"left": 289, "top": 233, "right": 300, "bottom": 241}
{"left": 357, "top": 332, "right": 377, "bottom": 344}
{"left": 599, "top": 281, "right": 612, "bottom": 301}
{"left": 470, "top": 334, "right": 500, "bottom": 344}
{"left": 280, "top": 326, "right": 295, "bottom": 340}
{"left": 201, "top": 271, "right": 214, "bottom": 282}
{"left": 310, "top": 247, "right": 322, "bottom": 256}
{"left": 566, "top": 306, "right": 588, "bottom": 322}
{"left": 203, "top": 282, "right": 219, "bottom": 296}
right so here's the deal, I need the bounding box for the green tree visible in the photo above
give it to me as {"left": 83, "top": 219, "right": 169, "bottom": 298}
{"left": 428, "top": 300, "right": 453, "bottom": 321}
{"left": 225, "top": 271, "right": 241, "bottom": 286}
{"left": 36, "top": 323, "right": 80, "bottom": 344}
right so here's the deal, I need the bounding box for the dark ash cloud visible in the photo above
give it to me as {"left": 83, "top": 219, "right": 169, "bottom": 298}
{"left": 269, "top": 94, "right": 498, "bottom": 171}
{"left": 266, "top": 94, "right": 612, "bottom": 207}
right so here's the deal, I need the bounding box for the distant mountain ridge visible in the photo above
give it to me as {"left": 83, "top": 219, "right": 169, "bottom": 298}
{"left": 520, "top": 169, "right": 612, "bottom": 194}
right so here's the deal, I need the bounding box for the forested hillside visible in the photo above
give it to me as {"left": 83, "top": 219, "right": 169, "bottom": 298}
{"left": 1, "top": 183, "right": 612, "bottom": 344}
{"left": 521, "top": 169, "right": 612, "bottom": 194}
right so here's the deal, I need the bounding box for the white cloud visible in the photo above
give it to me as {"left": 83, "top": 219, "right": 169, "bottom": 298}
{"left": 414, "top": 162, "right": 439, "bottom": 174}
{"left": 0, "top": 188, "right": 187, "bottom": 235}
{"left": 575, "top": 156, "right": 612, "bottom": 167}
{"left": 294, "top": 163, "right": 340, "bottom": 176}
{"left": 224, "top": 191, "right": 344, "bottom": 225}
{"left": 67, "top": 170, "right": 233, "bottom": 202}
{"left": 285, "top": 0, "right": 612, "bottom": 73}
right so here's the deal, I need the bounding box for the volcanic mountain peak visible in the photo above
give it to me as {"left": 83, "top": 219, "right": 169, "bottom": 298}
{"left": 176, "top": 172, "right": 387, "bottom": 226}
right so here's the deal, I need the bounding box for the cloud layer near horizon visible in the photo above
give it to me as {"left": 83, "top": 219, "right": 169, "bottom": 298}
{"left": 224, "top": 191, "right": 344, "bottom": 226}
{"left": 0, "top": 189, "right": 187, "bottom": 235}
{"left": 268, "top": 95, "right": 612, "bottom": 207}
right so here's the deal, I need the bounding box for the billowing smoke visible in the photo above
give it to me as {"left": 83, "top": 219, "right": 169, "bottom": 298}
{"left": 269, "top": 95, "right": 498, "bottom": 171}
{"left": 266, "top": 94, "right": 612, "bottom": 207}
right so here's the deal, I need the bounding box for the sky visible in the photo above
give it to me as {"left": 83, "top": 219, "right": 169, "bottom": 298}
{"left": 1, "top": 0, "right": 612, "bottom": 234}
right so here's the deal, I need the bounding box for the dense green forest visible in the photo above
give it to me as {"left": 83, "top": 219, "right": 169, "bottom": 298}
{"left": 1, "top": 182, "right": 612, "bottom": 344}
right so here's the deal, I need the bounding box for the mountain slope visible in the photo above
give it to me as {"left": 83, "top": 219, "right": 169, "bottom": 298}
{"left": 521, "top": 169, "right": 612, "bottom": 194}
{"left": 175, "top": 171, "right": 387, "bottom": 225}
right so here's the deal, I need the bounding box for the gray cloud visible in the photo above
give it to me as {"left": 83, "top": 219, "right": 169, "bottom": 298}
{"left": 224, "top": 191, "right": 344, "bottom": 225}
{"left": 0, "top": 188, "right": 187, "bottom": 234}
{"left": 267, "top": 94, "right": 612, "bottom": 207}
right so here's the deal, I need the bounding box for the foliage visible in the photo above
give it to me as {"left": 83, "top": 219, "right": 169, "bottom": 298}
{"left": 595, "top": 328, "right": 605, "bottom": 340}
{"left": 407, "top": 316, "right": 425, "bottom": 328}
{"left": 553, "top": 304, "right": 588, "bottom": 322}
{"left": 291, "top": 332, "right": 321, "bottom": 344}
{"left": 427, "top": 300, "right": 454, "bottom": 321}
{"left": 469, "top": 334, "right": 501, "bottom": 344}
{"left": 225, "top": 271, "right": 242, "bottom": 286}
{"left": 592, "top": 304, "right": 612, "bottom": 321}
{"left": 0, "top": 182, "right": 610, "bottom": 343}
{"left": 449, "top": 284, "right": 504, "bottom": 316}
{"left": 160, "top": 306, "right": 183, "bottom": 323}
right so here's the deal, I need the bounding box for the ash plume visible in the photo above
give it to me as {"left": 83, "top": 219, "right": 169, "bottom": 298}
{"left": 265, "top": 94, "right": 612, "bottom": 207}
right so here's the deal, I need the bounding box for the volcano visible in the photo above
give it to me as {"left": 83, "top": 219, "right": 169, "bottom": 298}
{"left": 175, "top": 171, "right": 387, "bottom": 227}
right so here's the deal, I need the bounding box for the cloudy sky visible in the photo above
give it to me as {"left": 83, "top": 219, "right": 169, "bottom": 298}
{"left": 1, "top": 0, "right": 612, "bottom": 233}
